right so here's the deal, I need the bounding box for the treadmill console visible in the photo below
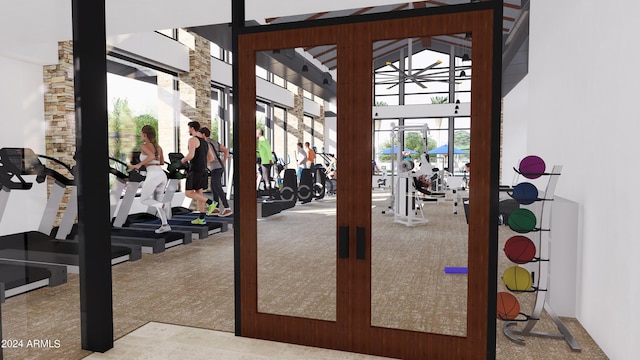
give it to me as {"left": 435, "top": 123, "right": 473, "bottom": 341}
{"left": 0, "top": 148, "right": 45, "bottom": 178}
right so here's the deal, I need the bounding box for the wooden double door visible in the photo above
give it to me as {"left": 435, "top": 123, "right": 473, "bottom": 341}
{"left": 236, "top": 5, "right": 501, "bottom": 359}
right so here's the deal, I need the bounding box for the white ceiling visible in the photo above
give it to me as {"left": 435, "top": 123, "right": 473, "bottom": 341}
{"left": 0, "top": 0, "right": 421, "bottom": 50}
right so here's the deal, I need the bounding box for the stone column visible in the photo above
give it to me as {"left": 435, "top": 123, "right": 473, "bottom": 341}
{"left": 315, "top": 104, "right": 325, "bottom": 150}
{"left": 42, "top": 41, "right": 76, "bottom": 225}
{"left": 43, "top": 41, "right": 76, "bottom": 170}
{"left": 287, "top": 87, "right": 304, "bottom": 143}
{"left": 177, "top": 29, "right": 211, "bottom": 154}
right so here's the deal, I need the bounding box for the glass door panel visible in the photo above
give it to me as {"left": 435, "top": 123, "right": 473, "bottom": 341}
{"left": 255, "top": 47, "right": 337, "bottom": 322}
{"left": 370, "top": 35, "right": 471, "bottom": 336}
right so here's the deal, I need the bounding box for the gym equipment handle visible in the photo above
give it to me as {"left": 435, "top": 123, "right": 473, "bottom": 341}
{"left": 356, "top": 227, "right": 365, "bottom": 260}
{"left": 338, "top": 226, "right": 349, "bottom": 258}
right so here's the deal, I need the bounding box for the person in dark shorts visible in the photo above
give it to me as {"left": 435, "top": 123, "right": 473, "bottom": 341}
{"left": 180, "top": 121, "right": 217, "bottom": 224}
{"left": 199, "top": 126, "right": 232, "bottom": 217}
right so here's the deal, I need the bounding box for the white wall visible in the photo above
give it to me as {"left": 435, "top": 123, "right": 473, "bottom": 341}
{"left": 303, "top": 98, "right": 321, "bottom": 117}
{"left": 258, "top": 78, "right": 295, "bottom": 109}
{"left": 324, "top": 117, "right": 337, "bottom": 154}
{"left": 502, "top": 2, "right": 640, "bottom": 359}
{"left": 501, "top": 76, "right": 528, "bottom": 184}
{"left": 0, "top": 56, "right": 48, "bottom": 234}
{"left": 0, "top": 57, "right": 47, "bottom": 150}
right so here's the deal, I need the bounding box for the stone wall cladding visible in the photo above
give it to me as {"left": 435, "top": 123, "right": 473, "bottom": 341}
{"left": 287, "top": 87, "right": 304, "bottom": 142}
{"left": 178, "top": 29, "right": 211, "bottom": 130}
{"left": 43, "top": 41, "right": 75, "bottom": 169}
{"left": 42, "top": 41, "right": 76, "bottom": 223}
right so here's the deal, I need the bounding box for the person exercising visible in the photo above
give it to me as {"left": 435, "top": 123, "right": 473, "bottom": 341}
{"left": 132, "top": 125, "right": 171, "bottom": 234}
{"left": 181, "top": 121, "right": 217, "bottom": 224}
{"left": 296, "top": 142, "right": 307, "bottom": 180}
{"left": 199, "top": 126, "right": 232, "bottom": 217}
{"left": 256, "top": 128, "right": 274, "bottom": 201}
{"left": 463, "top": 162, "right": 471, "bottom": 189}
{"left": 415, "top": 174, "right": 432, "bottom": 192}
{"left": 304, "top": 142, "right": 315, "bottom": 169}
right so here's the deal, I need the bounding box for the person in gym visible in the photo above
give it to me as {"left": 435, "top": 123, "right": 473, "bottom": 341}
{"left": 414, "top": 174, "right": 432, "bottom": 192}
{"left": 372, "top": 159, "right": 381, "bottom": 174}
{"left": 181, "top": 121, "right": 217, "bottom": 224}
{"left": 256, "top": 128, "right": 274, "bottom": 201}
{"left": 296, "top": 142, "right": 307, "bottom": 180}
{"left": 132, "top": 125, "right": 171, "bottom": 233}
{"left": 199, "top": 126, "right": 232, "bottom": 217}
{"left": 463, "top": 162, "right": 471, "bottom": 189}
{"left": 304, "top": 142, "right": 315, "bottom": 169}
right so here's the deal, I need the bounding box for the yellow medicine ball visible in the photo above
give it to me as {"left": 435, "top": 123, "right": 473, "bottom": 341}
{"left": 502, "top": 266, "right": 532, "bottom": 293}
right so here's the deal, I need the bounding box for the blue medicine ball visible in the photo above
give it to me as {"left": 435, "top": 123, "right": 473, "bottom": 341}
{"left": 512, "top": 182, "right": 538, "bottom": 205}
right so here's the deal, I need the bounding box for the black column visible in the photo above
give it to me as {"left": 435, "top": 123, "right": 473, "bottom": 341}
{"left": 72, "top": 0, "right": 113, "bottom": 352}
{"left": 232, "top": 0, "right": 244, "bottom": 337}
{"left": 486, "top": 1, "right": 504, "bottom": 359}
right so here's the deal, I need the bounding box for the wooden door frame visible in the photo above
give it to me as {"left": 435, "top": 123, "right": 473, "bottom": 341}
{"left": 234, "top": 3, "right": 502, "bottom": 359}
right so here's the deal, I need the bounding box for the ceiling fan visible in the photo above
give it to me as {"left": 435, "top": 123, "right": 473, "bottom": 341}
{"left": 378, "top": 59, "right": 468, "bottom": 90}
{"left": 383, "top": 59, "right": 442, "bottom": 89}
{"left": 376, "top": 38, "right": 467, "bottom": 90}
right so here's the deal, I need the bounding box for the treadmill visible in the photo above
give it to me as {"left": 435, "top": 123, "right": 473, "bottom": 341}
{"left": 107, "top": 159, "right": 191, "bottom": 253}
{"left": 119, "top": 152, "right": 227, "bottom": 239}
{"left": 0, "top": 148, "right": 140, "bottom": 273}
{"left": 0, "top": 160, "right": 68, "bottom": 300}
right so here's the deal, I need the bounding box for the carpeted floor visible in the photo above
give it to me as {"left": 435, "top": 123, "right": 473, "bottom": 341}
{"left": 0, "top": 191, "right": 608, "bottom": 359}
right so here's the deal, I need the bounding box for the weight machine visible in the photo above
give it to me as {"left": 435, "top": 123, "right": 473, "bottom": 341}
{"left": 386, "top": 124, "right": 454, "bottom": 226}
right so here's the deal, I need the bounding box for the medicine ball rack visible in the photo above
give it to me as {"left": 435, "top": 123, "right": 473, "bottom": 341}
{"left": 502, "top": 164, "right": 581, "bottom": 351}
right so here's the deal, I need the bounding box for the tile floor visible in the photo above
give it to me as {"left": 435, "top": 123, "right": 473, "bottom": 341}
{"left": 83, "top": 322, "right": 395, "bottom": 360}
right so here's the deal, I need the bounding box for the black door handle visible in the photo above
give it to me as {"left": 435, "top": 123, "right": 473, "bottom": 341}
{"left": 356, "top": 226, "right": 365, "bottom": 260}
{"left": 339, "top": 226, "right": 349, "bottom": 258}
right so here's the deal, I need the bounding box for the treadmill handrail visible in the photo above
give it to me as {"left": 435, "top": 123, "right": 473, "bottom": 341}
{"left": 109, "top": 157, "right": 146, "bottom": 182}
{"left": 0, "top": 148, "right": 74, "bottom": 186}
{"left": 0, "top": 164, "right": 32, "bottom": 190}
{"left": 37, "top": 154, "right": 75, "bottom": 174}
{"left": 37, "top": 154, "right": 75, "bottom": 186}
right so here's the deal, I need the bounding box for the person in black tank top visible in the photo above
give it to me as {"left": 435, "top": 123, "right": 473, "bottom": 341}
{"left": 190, "top": 137, "right": 208, "bottom": 173}
{"left": 181, "top": 121, "right": 217, "bottom": 223}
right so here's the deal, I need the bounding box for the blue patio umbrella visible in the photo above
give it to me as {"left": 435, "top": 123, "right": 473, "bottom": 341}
{"left": 378, "top": 145, "right": 417, "bottom": 155}
{"left": 428, "top": 144, "right": 468, "bottom": 155}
